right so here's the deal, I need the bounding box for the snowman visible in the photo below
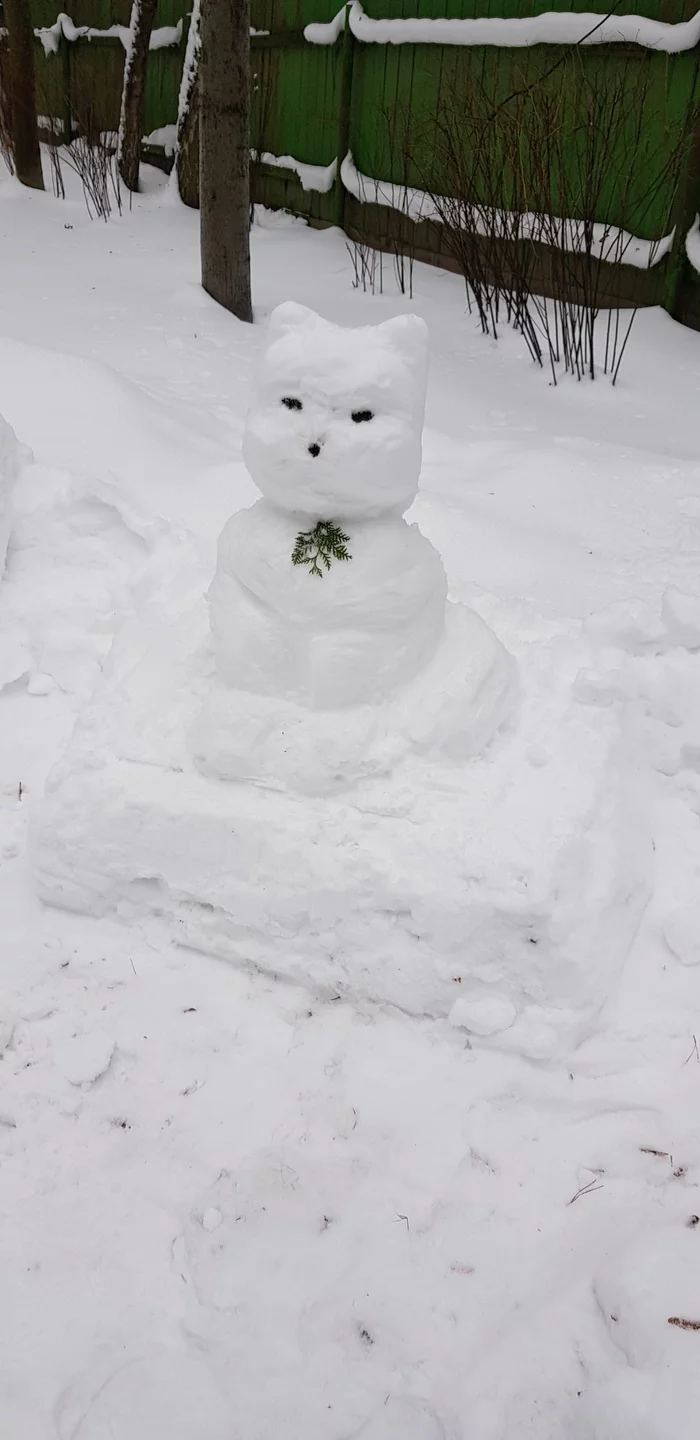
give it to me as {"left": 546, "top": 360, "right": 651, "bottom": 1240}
{"left": 198, "top": 301, "right": 514, "bottom": 790}
{"left": 33, "top": 309, "right": 645, "bottom": 1050}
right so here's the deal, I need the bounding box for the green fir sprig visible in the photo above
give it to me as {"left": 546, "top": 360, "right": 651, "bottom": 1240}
{"left": 292, "top": 520, "right": 352, "bottom": 578}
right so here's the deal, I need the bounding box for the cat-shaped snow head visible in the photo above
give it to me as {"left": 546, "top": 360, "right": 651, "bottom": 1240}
{"left": 243, "top": 302, "right": 429, "bottom": 519}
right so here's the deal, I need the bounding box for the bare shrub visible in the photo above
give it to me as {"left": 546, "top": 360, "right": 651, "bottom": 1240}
{"left": 346, "top": 235, "right": 383, "bottom": 294}
{"left": 59, "top": 123, "right": 122, "bottom": 220}
{"left": 382, "top": 102, "right": 416, "bottom": 299}
{"left": 416, "top": 47, "right": 694, "bottom": 384}
{"left": 524, "top": 49, "right": 693, "bottom": 382}
{"left": 35, "top": 65, "right": 122, "bottom": 220}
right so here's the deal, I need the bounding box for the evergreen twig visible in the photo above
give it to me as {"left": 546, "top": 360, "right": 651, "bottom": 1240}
{"left": 292, "top": 521, "right": 352, "bottom": 578}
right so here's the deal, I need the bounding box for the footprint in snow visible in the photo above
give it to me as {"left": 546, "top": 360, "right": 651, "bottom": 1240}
{"left": 54, "top": 1345, "right": 232, "bottom": 1440}
{"left": 52, "top": 1028, "right": 115, "bottom": 1087}
{"left": 351, "top": 1396, "right": 445, "bottom": 1439}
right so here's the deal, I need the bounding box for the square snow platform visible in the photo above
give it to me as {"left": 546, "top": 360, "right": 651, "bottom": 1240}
{"left": 32, "top": 604, "right": 651, "bottom": 1057}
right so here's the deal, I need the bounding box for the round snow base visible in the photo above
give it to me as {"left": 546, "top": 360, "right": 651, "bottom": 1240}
{"left": 192, "top": 603, "right": 515, "bottom": 795}
{"left": 32, "top": 602, "right": 650, "bottom": 1057}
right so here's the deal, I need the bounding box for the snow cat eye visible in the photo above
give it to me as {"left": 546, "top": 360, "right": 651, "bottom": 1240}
{"left": 351, "top": 409, "right": 374, "bottom": 423}
{"left": 281, "top": 396, "right": 303, "bottom": 411}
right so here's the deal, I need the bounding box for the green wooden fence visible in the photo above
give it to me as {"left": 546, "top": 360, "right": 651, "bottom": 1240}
{"left": 14, "top": 2, "right": 700, "bottom": 325}
{"left": 25, "top": 0, "right": 188, "bottom": 139}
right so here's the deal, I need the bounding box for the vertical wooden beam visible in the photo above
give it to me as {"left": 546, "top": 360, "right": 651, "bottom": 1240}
{"left": 334, "top": 4, "right": 355, "bottom": 228}
{"left": 61, "top": 32, "right": 72, "bottom": 146}
{"left": 664, "top": 54, "right": 700, "bottom": 321}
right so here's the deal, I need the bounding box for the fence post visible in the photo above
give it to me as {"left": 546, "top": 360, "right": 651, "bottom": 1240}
{"left": 61, "top": 32, "right": 71, "bottom": 145}
{"left": 334, "top": 3, "right": 354, "bottom": 228}
{"left": 664, "top": 63, "right": 700, "bottom": 321}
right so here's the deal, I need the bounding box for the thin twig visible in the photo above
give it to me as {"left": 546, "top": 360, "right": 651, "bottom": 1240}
{"left": 567, "top": 1178, "right": 604, "bottom": 1205}
{"left": 684, "top": 1035, "right": 699, "bottom": 1066}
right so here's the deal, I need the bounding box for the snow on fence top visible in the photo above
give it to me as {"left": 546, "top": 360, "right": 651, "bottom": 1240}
{"left": 305, "top": 0, "right": 700, "bottom": 53}
{"left": 35, "top": 12, "right": 183, "bottom": 56}
{"left": 340, "top": 151, "right": 675, "bottom": 268}
{"left": 26, "top": 3, "right": 700, "bottom": 58}
{"left": 252, "top": 147, "right": 674, "bottom": 268}
{"left": 255, "top": 153, "right": 338, "bottom": 193}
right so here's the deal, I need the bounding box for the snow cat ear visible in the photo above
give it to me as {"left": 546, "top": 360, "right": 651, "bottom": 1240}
{"left": 378, "top": 312, "right": 429, "bottom": 353}
{"left": 267, "top": 301, "right": 319, "bottom": 337}
{"left": 377, "top": 313, "right": 429, "bottom": 379}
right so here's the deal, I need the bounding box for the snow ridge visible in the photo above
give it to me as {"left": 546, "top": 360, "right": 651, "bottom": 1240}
{"left": 35, "top": 11, "right": 183, "bottom": 56}
{"left": 306, "top": 0, "right": 700, "bottom": 53}
{"left": 255, "top": 151, "right": 338, "bottom": 194}
{"left": 247, "top": 147, "right": 673, "bottom": 266}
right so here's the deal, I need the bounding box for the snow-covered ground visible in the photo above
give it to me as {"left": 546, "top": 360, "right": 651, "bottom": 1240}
{"left": 2, "top": 159, "right": 700, "bottom": 1440}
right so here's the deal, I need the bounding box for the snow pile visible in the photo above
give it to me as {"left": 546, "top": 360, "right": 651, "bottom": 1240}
{"left": 0, "top": 336, "right": 227, "bottom": 533}
{"left": 0, "top": 412, "right": 28, "bottom": 583}
{"left": 307, "top": 0, "right": 700, "bottom": 54}
{"left": 143, "top": 124, "right": 178, "bottom": 156}
{"left": 149, "top": 20, "right": 183, "bottom": 51}
{"left": 0, "top": 464, "right": 196, "bottom": 701}
{"left": 579, "top": 584, "right": 700, "bottom": 994}
{"left": 0, "top": 339, "right": 219, "bottom": 705}
{"left": 33, "top": 593, "right": 649, "bottom": 1056}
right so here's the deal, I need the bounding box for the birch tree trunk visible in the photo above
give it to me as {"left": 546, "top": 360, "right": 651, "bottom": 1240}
{"left": 175, "top": 0, "right": 200, "bottom": 208}
{"left": 4, "top": 0, "right": 44, "bottom": 190}
{"left": 200, "top": 0, "right": 253, "bottom": 321}
{"left": 118, "top": 0, "right": 158, "bottom": 193}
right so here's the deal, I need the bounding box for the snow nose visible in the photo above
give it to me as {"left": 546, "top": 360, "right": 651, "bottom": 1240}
{"left": 308, "top": 442, "right": 321, "bottom": 458}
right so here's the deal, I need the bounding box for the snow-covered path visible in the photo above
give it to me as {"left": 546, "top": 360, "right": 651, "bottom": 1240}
{"left": 1, "top": 163, "right": 700, "bottom": 1439}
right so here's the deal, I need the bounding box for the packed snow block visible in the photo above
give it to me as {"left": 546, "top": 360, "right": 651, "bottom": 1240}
{"left": 0, "top": 411, "right": 25, "bottom": 578}
{"left": 32, "top": 603, "right": 650, "bottom": 1057}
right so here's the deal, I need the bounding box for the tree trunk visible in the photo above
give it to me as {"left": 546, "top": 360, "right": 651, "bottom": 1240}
{"left": 200, "top": 0, "right": 253, "bottom": 321}
{"left": 4, "top": 0, "right": 44, "bottom": 190}
{"left": 118, "top": 0, "right": 158, "bottom": 194}
{"left": 175, "top": 0, "right": 200, "bottom": 209}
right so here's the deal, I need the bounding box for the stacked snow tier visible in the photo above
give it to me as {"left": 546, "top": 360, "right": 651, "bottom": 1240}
{"left": 0, "top": 411, "right": 23, "bottom": 578}
{"left": 32, "top": 602, "right": 650, "bottom": 1057}
{"left": 210, "top": 303, "right": 449, "bottom": 709}
{"left": 32, "top": 304, "right": 650, "bottom": 1055}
